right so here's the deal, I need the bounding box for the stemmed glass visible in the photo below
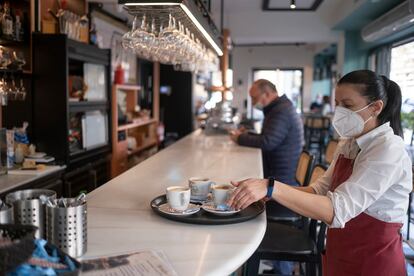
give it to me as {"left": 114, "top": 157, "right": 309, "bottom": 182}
{"left": 17, "top": 79, "right": 26, "bottom": 101}
{"left": 7, "top": 76, "right": 18, "bottom": 101}
{"left": 0, "top": 74, "right": 8, "bottom": 106}
{"left": 121, "top": 14, "right": 219, "bottom": 73}
{"left": 131, "top": 15, "right": 155, "bottom": 59}
{"left": 13, "top": 51, "right": 26, "bottom": 71}
{"left": 122, "top": 16, "right": 139, "bottom": 50}
{"left": 159, "top": 15, "right": 180, "bottom": 53}
{"left": 0, "top": 48, "right": 12, "bottom": 69}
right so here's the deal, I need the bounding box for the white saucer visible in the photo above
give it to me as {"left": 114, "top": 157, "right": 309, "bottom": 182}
{"left": 26, "top": 152, "right": 47, "bottom": 158}
{"left": 190, "top": 193, "right": 212, "bottom": 204}
{"left": 158, "top": 203, "right": 200, "bottom": 216}
{"left": 201, "top": 202, "right": 241, "bottom": 216}
{"left": 190, "top": 198, "right": 207, "bottom": 204}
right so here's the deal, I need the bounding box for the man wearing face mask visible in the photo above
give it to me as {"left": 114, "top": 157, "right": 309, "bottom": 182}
{"left": 230, "top": 79, "right": 304, "bottom": 275}
{"left": 230, "top": 79, "right": 304, "bottom": 185}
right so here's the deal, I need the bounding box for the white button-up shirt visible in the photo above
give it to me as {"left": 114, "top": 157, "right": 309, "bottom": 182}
{"left": 311, "top": 122, "right": 412, "bottom": 228}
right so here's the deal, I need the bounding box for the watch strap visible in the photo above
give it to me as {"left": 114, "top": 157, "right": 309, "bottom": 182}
{"left": 265, "top": 177, "right": 275, "bottom": 201}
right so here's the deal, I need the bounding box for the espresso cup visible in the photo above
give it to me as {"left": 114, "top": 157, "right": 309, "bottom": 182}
{"left": 189, "top": 177, "right": 214, "bottom": 201}
{"left": 166, "top": 186, "right": 191, "bottom": 211}
{"left": 211, "top": 184, "right": 235, "bottom": 207}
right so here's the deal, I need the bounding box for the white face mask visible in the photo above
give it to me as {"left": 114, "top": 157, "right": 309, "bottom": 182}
{"left": 254, "top": 102, "right": 264, "bottom": 110}
{"left": 254, "top": 93, "right": 266, "bottom": 111}
{"left": 332, "top": 104, "right": 373, "bottom": 138}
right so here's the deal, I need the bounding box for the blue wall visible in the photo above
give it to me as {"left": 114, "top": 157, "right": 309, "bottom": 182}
{"left": 311, "top": 79, "right": 331, "bottom": 101}
{"left": 335, "top": 0, "right": 413, "bottom": 75}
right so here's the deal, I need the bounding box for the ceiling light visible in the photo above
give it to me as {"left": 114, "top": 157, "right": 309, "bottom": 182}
{"left": 290, "top": 0, "right": 296, "bottom": 9}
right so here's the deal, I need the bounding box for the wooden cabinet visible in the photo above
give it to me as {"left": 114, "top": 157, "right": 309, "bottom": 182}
{"left": 64, "top": 156, "right": 109, "bottom": 197}
{"left": 37, "top": 179, "right": 64, "bottom": 197}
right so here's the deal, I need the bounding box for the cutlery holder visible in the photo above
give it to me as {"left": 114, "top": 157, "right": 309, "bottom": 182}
{"left": 46, "top": 199, "right": 87, "bottom": 258}
{"left": 5, "top": 189, "right": 56, "bottom": 238}
{"left": 0, "top": 203, "right": 13, "bottom": 224}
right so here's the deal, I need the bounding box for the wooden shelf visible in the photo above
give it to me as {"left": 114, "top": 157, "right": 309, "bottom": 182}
{"left": 111, "top": 76, "right": 159, "bottom": 178}
{"left": 68, "top": 101, "right": 109, "bottom": 111}
{"left": 0, "top": 37, "right": 26, "bottom": 46}
{"left": 69, "top": 100, "right": 108, "bottom": 106}
{"left": 118, "top": 118, "right": 157, "bottom": 131}
{"left": 115, "top": 84, "right": 141, "bottom": 91}
{"left": 208, "top": 86, "right": 233, "bottom": 92}
{"left": 127, "top": 140, "right": 157, "bottom": 156}
{"left": 0, "top": 68, "right": 32, "bottom": 75}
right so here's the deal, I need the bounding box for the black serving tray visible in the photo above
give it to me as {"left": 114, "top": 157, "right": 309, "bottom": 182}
{"left": 150, "top": 195, "right": 265, "bottom": 225}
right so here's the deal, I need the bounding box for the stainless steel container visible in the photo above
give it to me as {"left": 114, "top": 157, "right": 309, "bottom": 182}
{"left": 0, "top": 203, "right": 13, "bottom": 224}
{"left": 5, "top": 189, "right": 57, "bottom": 238}
{"left": 46, "top": 199, "right": 87, "bottom": 258}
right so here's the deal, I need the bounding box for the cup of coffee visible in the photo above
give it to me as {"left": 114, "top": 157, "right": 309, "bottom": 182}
{"left": 166, "top": 186, "right": 191, "bottom": 211}
{"left": 211, "top": 184, "right": 235, "bottom": 208}
{"left": 189, "top": 177, "right": 214, "bottom": 201}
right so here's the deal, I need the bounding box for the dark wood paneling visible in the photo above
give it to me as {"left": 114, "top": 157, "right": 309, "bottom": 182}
{"left": 160, "top": 64, "right": 193, "bottom": 138}
{"left": 33, "top": 34, "right": 68, "bottom": 164}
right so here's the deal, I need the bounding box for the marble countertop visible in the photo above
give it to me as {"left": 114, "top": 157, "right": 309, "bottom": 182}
{"left": 0, "top": 166, "right": 65, "bottom": 195}
{"left": 85, "top": 129, "right": 266, "bottom": 276}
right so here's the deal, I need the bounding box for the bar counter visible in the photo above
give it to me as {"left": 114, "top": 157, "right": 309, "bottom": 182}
{"left": 84, "top": 129, "right": 266, "bottom": 276}
{"left": 0, "top": 166, "right": 65, "bottom": 195}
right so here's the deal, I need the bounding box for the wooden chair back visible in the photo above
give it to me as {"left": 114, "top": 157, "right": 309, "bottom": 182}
{"left": 295, "top": 151, "right": 314, "bottom": 186}
{"left": 309, "top": 164, "right": 328, "bottom": 186}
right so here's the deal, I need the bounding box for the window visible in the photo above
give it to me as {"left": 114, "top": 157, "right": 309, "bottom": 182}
{"left": 390, "top": 39, "right": 414, "bottom": 243}
{"left": 390, "top": 40, "right": 414, "bottom": 145}
{"left": 252, "top": 69, "right": 303, "bottom": 113}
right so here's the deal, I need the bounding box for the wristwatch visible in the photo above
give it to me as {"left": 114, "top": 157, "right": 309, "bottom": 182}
{"left": 264, "top": 176, "right": 275, "bottom": 201}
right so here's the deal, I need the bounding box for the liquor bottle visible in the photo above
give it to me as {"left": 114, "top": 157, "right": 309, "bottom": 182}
{"left": 2, "top": 2, "right": 13, "bottom": 39}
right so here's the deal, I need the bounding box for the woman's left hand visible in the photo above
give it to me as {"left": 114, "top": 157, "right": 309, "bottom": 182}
{"left": 227, "top": 178, "right": 268, "bottom": 210}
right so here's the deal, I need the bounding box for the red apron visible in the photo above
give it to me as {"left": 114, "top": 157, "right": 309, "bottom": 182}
{"left": 323, "top": 154, "right": 406, "bottom": 276}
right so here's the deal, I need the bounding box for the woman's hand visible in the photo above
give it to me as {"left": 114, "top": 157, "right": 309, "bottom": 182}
{"left": 227, "top": 178, "right": 268, "bottom": 210}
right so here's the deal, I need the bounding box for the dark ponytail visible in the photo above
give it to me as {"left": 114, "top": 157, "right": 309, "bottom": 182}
{"left": 338, "top": 70, "right": 403, "bottom": 137}
{"left": 378, "top": 76, "right": 403, "bottom": 137}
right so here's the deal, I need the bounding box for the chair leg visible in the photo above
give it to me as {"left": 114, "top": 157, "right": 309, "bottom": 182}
{"left": 305, "top": 262, "right": 317, "bottom": 276}
{"left": 244, "top": 253, "right": 260, "bottom": 276}
{"left": 318, "top": 261, "right": 323, "bottom": 276}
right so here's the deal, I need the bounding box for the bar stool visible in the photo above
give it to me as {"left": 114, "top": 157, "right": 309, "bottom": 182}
{"left": 266, "top": 151, "right": 315, "bottom": 225}
{"left": 245, "top": 165, "right": 328, "bottom": 276}
{"left": 304, "top": 116, "right": 331, "bottom": 163}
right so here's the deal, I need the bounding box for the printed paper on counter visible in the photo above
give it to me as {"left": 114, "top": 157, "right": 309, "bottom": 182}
{"left": 80, "top": 250, "right": 177, "bottom": 276}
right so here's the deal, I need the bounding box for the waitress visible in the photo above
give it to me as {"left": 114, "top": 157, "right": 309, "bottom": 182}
{"left": 228, "top": 70, "right": 412, "bottom": 275}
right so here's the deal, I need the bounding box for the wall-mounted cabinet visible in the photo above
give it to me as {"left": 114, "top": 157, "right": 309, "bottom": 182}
{"left": 33, "top": 34, "right": 111, "bottom": 166}
{"left": 0, "top": 0, "right": 36, "bottom": 130}
{"left": 33, "top": 33, "right": 111, "bottom": 195}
